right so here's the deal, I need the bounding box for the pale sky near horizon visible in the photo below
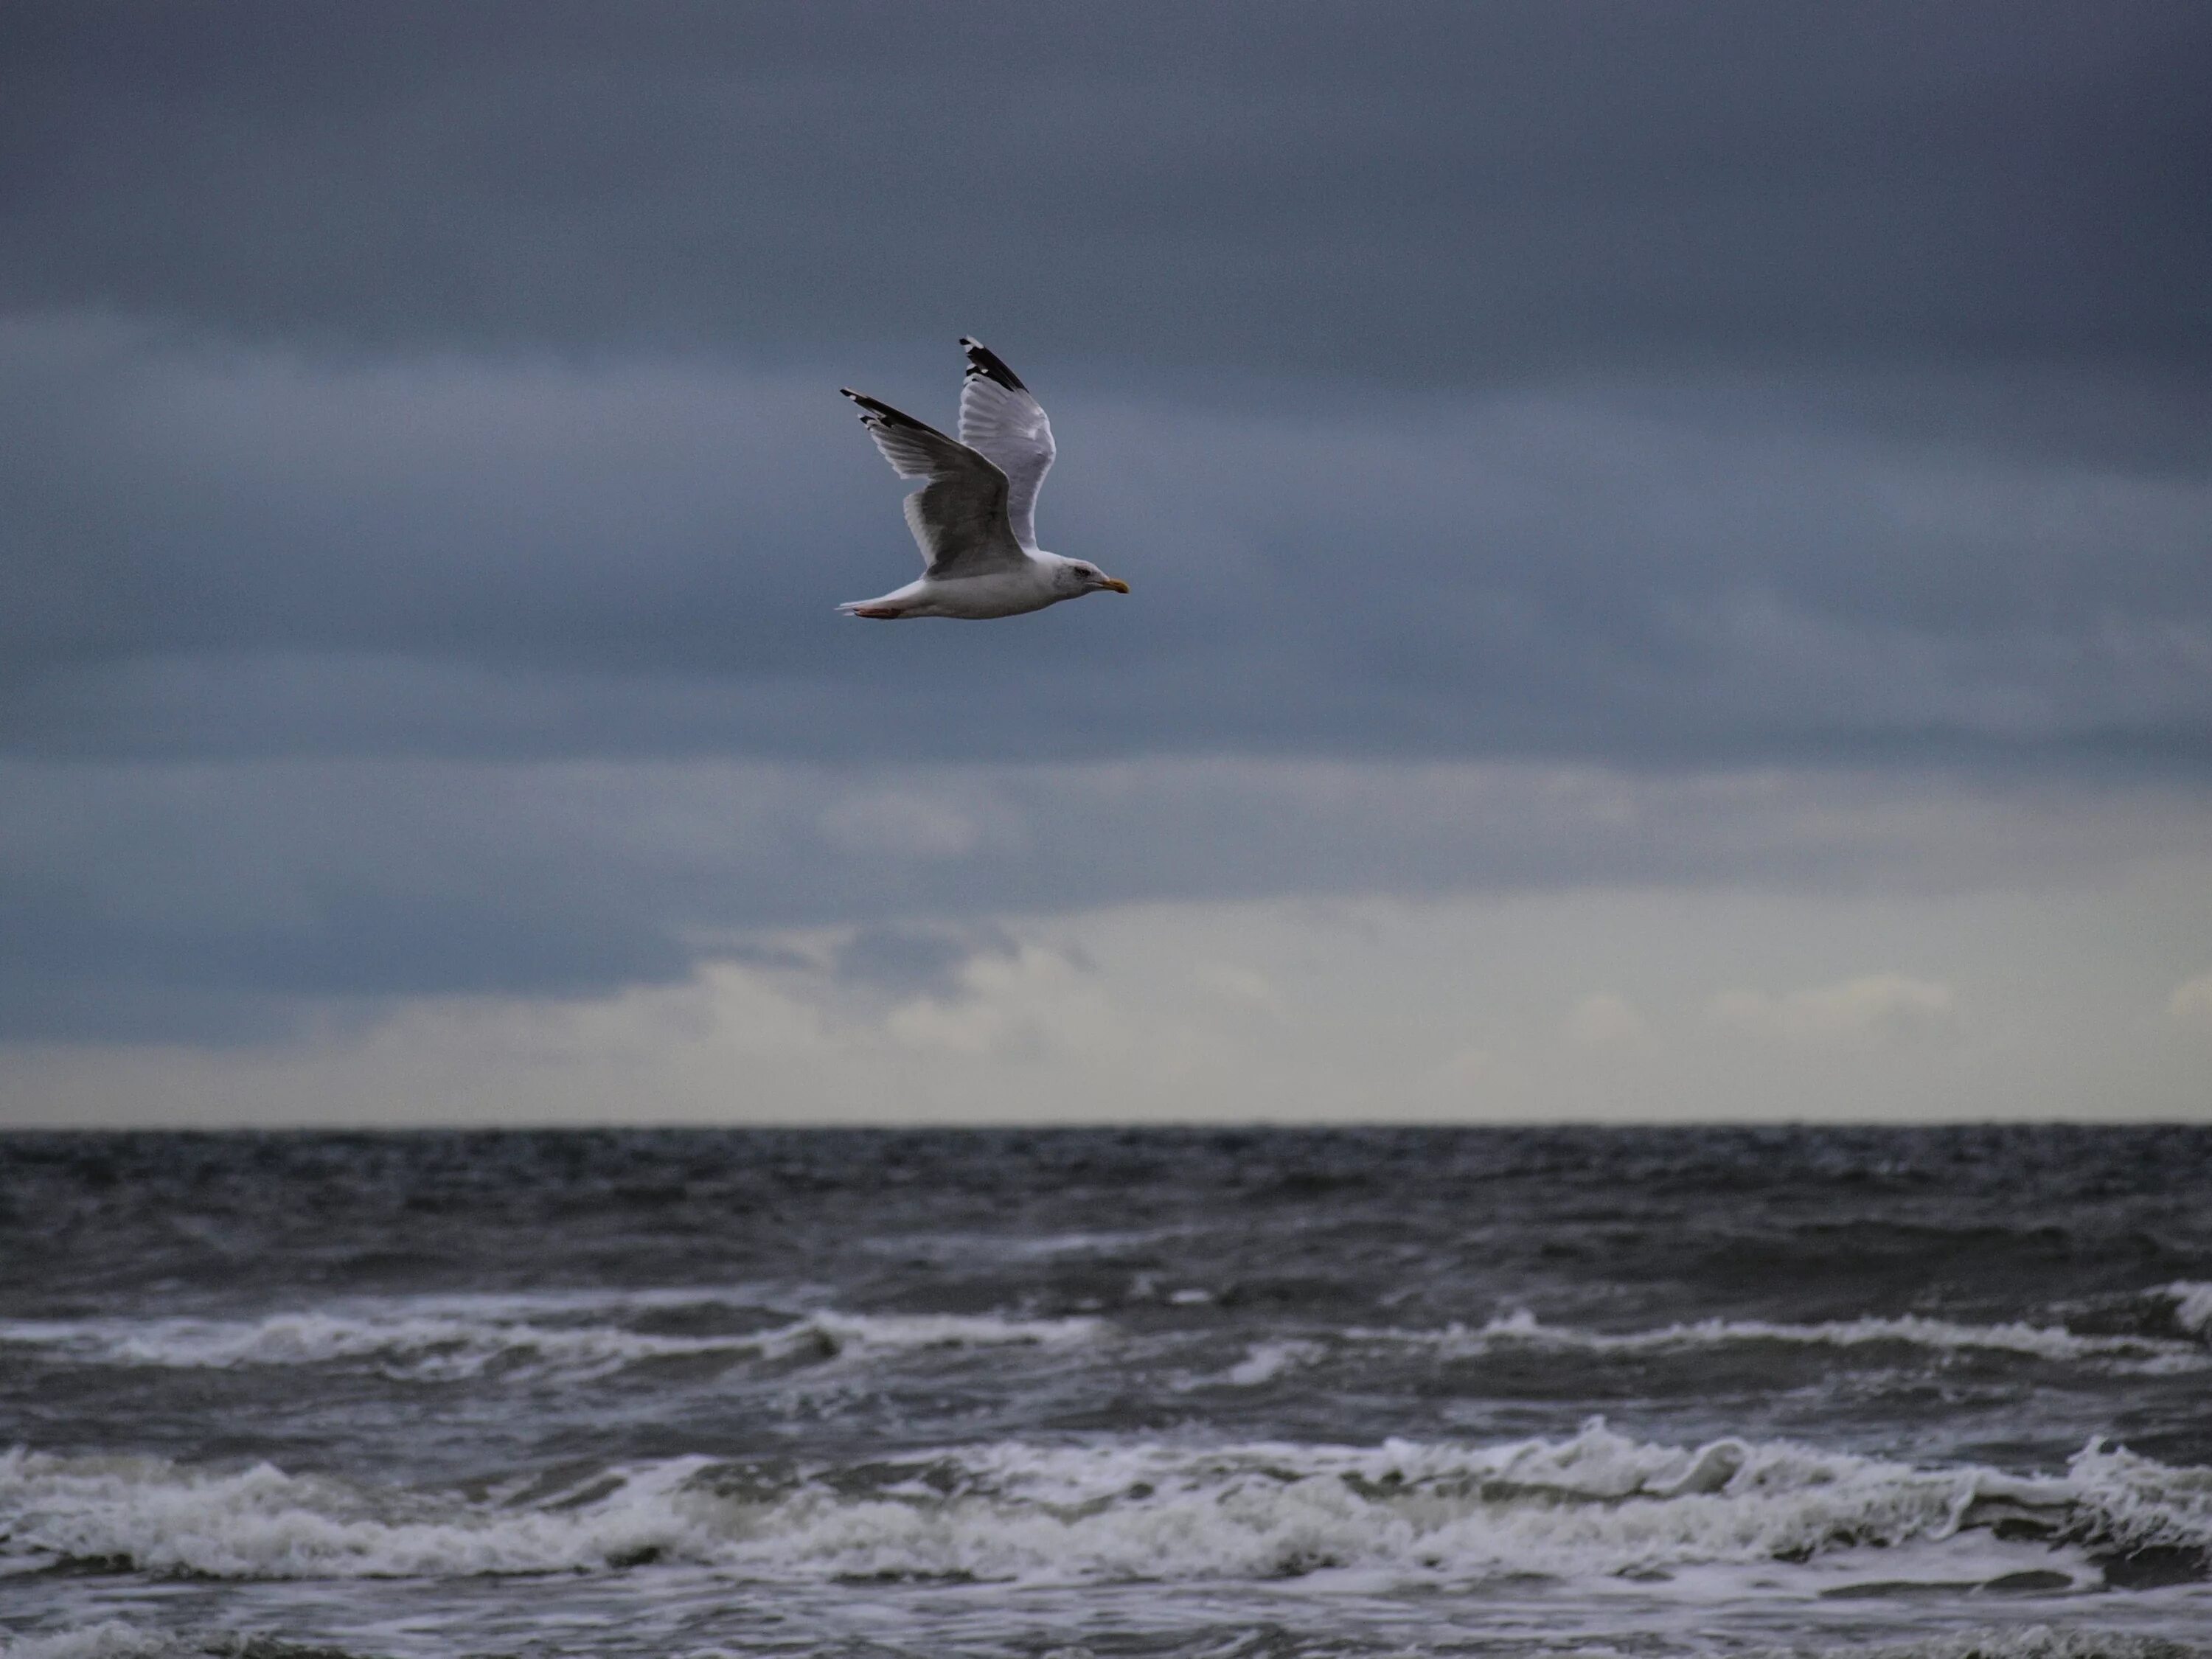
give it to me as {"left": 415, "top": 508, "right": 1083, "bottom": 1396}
{"left": 2, "top": 3, "right": 2208, "bottom": 1127}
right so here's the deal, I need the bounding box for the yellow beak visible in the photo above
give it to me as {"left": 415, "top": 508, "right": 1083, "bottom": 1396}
{"left": 1100, "top": 577, "right": 1131, "bottom": 594}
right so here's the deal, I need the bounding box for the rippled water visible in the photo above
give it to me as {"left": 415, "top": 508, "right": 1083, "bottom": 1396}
{"left": 1, "top": 1126, "right": 2207, "bottom": 1658}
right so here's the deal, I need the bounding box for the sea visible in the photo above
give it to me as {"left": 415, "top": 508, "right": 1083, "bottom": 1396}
{"left": 1, "top": 1126, "right": 2207, "bottom": 1659}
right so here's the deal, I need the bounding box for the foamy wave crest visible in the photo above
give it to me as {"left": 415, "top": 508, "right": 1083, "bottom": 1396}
{"left": 1222, "top": 1340, "right": 1324, "bottom": 1388}
{"left": 1354, "top": 1310, "right": 2208, "bottom": 1371}
{"left": 1786, "top": 1630, "right": 2202, "bottom": 1659}
{"left": 5, "top": 1426, "right": 2203, "bottom": 1586}
{"left": 0, "top": 1447, "right": 721, "bottom": 1579}
{"left": 0, "top": 1301, "right": 1102, "bottom": 1382}
{"left": 2161, "top": 1282, "right": 2212, "bottom": 1339}
{"left": 796, "top": 1310, "right": 1104, "bottom": 1359}
{"left": 2067, "top": 1440, "right": 2212, "bottom": 1555}
{"left": 0, "top": 1625, "right": 178, "bottom": 1659}
{"left": 0, "top": 1633, "right": 382, "bottom": 1659}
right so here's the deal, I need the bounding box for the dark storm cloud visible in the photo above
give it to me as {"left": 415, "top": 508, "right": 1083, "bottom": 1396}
{"left": 2, "top": 880, "right": 686, "bottom": 1043}
{"left": 4, "top": 2, "right": 2206, "bottom": 772}
{"left": 4, "top": 1, "right": 2207, "bottom": 378}
{"left": 2, "top": 2, "right": 2209, "bottom": 1048}
{"left": 3, "top": 321, "right": 2205, "bottom": 768}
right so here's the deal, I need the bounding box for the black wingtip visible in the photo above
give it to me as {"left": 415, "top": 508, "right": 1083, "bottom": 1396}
{"left": 841, "top": 389, "right": 932, "bottom": 431}
{"left": 960, "top": 338, "right": 1027, "bottom": 392}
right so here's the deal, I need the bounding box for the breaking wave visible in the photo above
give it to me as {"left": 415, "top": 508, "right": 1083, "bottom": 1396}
{"left": 0, "top": 1299, "right": 1102, "bottom": 1382}
{"left": 0, "top": 1627, "right": 386, "bottom": 1659}
{"left": 4, "top": 1287, "right": 2202, "bottom": 1388}
{"left": 1351, "top": 1307, "right": 2209, "bottom": 1371}
{"left": 7, "top": 1626, "right": 2195, "bottom": 1659}
{"left": 1791, "top": 1633, "right": 2203, "bottom": 1659}
{"left": 3, "top": 1425, "right": 2204, "bottom": 1587}
{"left": 2161, "top": 1282, "right": 2212, "bottom": 1339}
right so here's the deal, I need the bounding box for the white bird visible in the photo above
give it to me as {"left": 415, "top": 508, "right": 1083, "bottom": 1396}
{"left": 838, "top": 339, "right": 1130, "bottom": 619}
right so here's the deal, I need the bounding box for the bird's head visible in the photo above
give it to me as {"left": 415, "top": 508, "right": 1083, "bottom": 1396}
{"left": 1062, "top": 560, "right": 1131, "bottom": 597}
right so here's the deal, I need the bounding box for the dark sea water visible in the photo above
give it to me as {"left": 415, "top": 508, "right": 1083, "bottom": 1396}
{"left": 1, "top": 1126, "right": 2208, "bottom": 1659}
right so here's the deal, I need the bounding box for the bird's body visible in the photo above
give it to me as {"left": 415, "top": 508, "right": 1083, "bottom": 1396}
{"left": 839, "top": 339, "right": 1130, "bottom": 619}
{"left": 838, "top": 560, "right": 1098, "bottom": 621}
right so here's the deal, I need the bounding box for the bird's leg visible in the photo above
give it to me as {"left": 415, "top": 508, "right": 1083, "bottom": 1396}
{"left": 848, "top": 605, "right": 905, "bottom": 619}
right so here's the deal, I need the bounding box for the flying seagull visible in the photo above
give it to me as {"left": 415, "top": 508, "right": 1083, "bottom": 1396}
{"left": 838, "top": 339, "right": 1130, "bottom": 619}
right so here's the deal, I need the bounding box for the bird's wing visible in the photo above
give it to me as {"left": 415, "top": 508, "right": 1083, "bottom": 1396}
{"left": 957, "top": 338, "right": 1056, "bottom": 552}
{"left": 841, "top": 390, "right": 1029, "bottom": 577}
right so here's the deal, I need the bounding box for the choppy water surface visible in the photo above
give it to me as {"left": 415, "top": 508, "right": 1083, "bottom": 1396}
{"left": 1, "top": 1126, "right": 2207, "bottom": 1659}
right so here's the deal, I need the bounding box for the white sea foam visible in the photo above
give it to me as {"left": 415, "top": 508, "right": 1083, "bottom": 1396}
{"left": 0, "top": 1625, "right": 177, "bottom": 1659}
{"left": 2161, "top": 1281, "right": 2212, "bottom": 1338}
{"left": 0, "top": 1303, "right": 1102, "bottom": 1382}
{"left": 0, "top": 1446, "right": 719, "bottom": 1579}
{"left": 864, "top": 1226, "right": 1192, "bottom": 1263}
{"left": 3, "top": 1425, "right": 2201, "bottom": 1587}
{"left": 6, "top": 1287, "right": 2194, "bottom": 1385}
{"left": 1352, "top": 1309, "right": 2208, "bottom": 1371}
{"left": 1222, "top": 1340, "right": 1324, "bottom": 1387}
{"left": 796, "top": 1310, "right": 1104, "bottom": 1358}
{"left": 2067, "top": 1439, "right": 2212, "bottom": 1554}
{"left": 1762, "top": 1631, "right": 2203, "bottom": 1659}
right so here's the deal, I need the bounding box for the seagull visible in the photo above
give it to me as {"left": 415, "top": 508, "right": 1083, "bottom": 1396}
{"left": 838, "top": 339, "right": 1130, "bottom": 619}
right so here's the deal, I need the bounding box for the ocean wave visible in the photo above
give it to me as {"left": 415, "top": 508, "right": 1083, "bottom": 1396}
{"left": 0, "top": 1627, "right": 386, "bottom": 1659}
{"left": 1784, "top": 1631, "right": 2203, "bottom": 1659}
{"left": 2160, "top": 1282, "right": 2212, "bottom": 1339}
{"left": 1221, "top": 1340, "right": 1325, "bottom": 1388}
{"left": 0, "top": 1303, "right": 1102, "bottom": 1382}
{"left": 4, "top": 1425, "right": 2203, "bottom": 1587}
{"left": 0, "top": 1626, "right": 176, "bottom": 1659}
{"left": 8, "top": 1286, "right": 2199, "bottom": 1388}
{"left": 9, "top": 1618, "right": 2196, "bottom": 1659}
{"left": 1349, "top": 1309, "right": 2209, "bottom": 1371}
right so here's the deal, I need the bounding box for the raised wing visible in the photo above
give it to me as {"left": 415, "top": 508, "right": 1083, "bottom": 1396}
{"left": 958, "top": 338, "right": 1056, "bottom": 552}
{"left": 841, "top": 389, "right": 1028, "bottom": 577}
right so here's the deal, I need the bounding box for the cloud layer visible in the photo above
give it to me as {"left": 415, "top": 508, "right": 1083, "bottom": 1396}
{"left": 2, "top": 3, "right": 2207, "bottom": 1115}
{"left": 7, "top": 4, "right": 2208, "bottom": 376}
{"left": 6, "top": 755, "right": 2205, "bottom": 1046}
{"left": 6, "top": 321, "right": 2206, "bottom": 771}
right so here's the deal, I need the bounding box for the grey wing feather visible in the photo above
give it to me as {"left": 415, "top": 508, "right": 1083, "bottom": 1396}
{"left": 957, "top": 338, "right": 1056, "bottom": 552}
{"left": 841, "top": 389, "right": 1028, "bottom": 577}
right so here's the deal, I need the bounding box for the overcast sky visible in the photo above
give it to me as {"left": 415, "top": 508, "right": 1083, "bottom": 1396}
{"left": 3, "top": 1, "right": 2208, "bottom": 1126}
